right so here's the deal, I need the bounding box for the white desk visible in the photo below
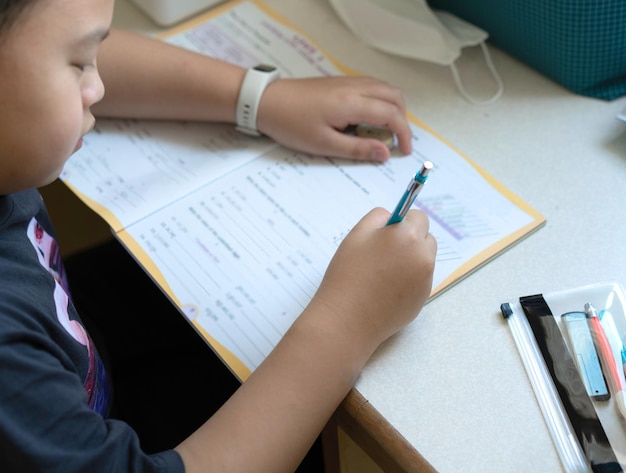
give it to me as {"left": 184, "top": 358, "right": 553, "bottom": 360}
{"left": 113, "top": 1, "right": 626, "bottom": 471}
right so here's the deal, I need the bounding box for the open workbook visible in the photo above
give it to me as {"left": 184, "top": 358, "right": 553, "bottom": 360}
{"left": 60, "top": 0, "right": 545, "bottom": 380}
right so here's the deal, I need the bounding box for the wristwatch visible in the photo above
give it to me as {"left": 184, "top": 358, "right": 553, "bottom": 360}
{"left": 235, "top": 64, "right": 281, "bottom": 136}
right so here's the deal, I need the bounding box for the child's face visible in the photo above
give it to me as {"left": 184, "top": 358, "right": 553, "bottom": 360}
{"left": 0, "top": 0, "right": 114, "bottom": 194}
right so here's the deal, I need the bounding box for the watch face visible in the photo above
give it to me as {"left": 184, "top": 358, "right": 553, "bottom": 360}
{"left": 253, "top": 64, "right": 277, "bottom": 73}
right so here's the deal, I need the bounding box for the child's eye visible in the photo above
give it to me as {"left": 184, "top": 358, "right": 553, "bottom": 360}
{"left": 72, "top": 61, "right": 96, "bottom": 73}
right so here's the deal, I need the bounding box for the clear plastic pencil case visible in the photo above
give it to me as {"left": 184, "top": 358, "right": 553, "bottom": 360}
{"left": 501, "top": 282, "right": 626, "bottom": 473}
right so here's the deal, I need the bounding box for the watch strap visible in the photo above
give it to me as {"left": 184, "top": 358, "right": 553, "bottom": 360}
{"left": 235, "top": 65, "right": 280, "bottom": 136}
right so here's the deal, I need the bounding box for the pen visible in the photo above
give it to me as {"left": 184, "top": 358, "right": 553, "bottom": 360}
{"left": 585, "top": 302, "right": 626, "bottom": 420}
{"left": 598, "top": 308, "right": 626, "bottom": 387}
{"left": 386, "top": 161, "right": 433, "bottom": 225}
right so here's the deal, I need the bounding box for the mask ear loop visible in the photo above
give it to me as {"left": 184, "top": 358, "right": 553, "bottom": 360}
{"left": 450, "top": 42, "right": 503, "bottom": 105}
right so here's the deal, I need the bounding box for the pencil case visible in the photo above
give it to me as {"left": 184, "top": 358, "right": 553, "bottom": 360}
{"left": 501, "top": 282, "right": 626, "bottom": 473}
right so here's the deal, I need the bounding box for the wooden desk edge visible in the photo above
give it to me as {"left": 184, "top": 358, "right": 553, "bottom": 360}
{"left": 332, "top": 388, "right": 438, "bottom": 473}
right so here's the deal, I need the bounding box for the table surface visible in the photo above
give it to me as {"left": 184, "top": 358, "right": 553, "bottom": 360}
{"left": 113, "top": 1, "right": 626, "bottom": 472}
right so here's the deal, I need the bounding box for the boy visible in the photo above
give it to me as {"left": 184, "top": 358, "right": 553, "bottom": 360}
{"left": 0, "top": 0, "right": 437, "bottom": 472}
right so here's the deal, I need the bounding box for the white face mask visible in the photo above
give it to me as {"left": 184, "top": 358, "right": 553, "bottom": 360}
{"left": 328, "top": 0, "right": 503, "bottom": 104}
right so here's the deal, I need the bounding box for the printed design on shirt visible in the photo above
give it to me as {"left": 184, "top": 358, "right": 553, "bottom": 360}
{"left": 27, "top": 218, "right": 111, "bottom": 415}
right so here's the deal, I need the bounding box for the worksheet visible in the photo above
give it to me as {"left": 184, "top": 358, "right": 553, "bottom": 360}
{"left": 61, "top": 0, "right": 545, "bottom": 379}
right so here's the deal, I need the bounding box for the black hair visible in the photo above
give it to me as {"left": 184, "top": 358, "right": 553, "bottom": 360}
{"left": 0, "top": 0, "right": 38, "bottom": 37}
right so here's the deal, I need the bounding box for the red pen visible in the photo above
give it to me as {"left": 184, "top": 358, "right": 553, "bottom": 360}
{"left": 585, "top": 302, "right": 626, "bottom": 420}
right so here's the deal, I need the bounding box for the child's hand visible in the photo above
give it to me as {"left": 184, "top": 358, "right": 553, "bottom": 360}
{"left": 307, "top": 207, "right": 436, "bottom": 353}
{"left": 257, "top": 76, "right": 413, "bottom": 162}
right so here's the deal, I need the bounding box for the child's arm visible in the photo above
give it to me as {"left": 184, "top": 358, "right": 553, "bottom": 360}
{"left": 93, "top": 29, "right": 412, "bottom": 162}
{"left": 175, "top": 208, "right": 436, "bottom": 473}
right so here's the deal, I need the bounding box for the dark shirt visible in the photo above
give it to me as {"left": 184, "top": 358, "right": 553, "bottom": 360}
{"left": 0, "top": 189, "right": 184, "bottom": 473}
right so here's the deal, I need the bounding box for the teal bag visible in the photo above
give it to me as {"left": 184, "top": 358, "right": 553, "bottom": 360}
{"left": 427, "top": 0, "right": 626, "bottom": 100}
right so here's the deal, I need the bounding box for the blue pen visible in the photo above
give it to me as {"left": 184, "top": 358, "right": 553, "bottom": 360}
{"left": 386, "top": 161, "right": 433, "bottom": 225}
